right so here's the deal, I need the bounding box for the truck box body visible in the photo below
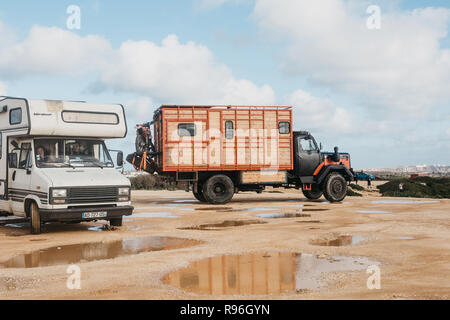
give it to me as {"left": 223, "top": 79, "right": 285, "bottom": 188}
{"left": 153, "top": 105, "right": 293, "bottom": 174}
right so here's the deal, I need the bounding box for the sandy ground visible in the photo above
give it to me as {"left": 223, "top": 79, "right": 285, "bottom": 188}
{"left": 0, "top": 184, "right": 449, "bottom": 300}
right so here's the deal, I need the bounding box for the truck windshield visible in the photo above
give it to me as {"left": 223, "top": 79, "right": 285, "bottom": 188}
{"left": 34, "top": 139, "right": 114, "bottom": 168}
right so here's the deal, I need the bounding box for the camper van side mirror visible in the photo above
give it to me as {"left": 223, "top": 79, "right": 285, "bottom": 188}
{"left": 8, "top": 153, "right": 17, "bottom": 168}
{"left": 319, "top": 142, "right": 323, "bottom": 151}
{"left": 11, "top": 140, "right": 19, "bottom": 150}
{"left": 116, "top": 151, "right": 124, "bottom": 167}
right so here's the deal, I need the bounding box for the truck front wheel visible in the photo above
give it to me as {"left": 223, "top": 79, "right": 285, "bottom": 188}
{"left": 323, "top": 173, "right": 347, "bottom": 202}
{"left": 192, "top": 183, "right": 207, "bottom": 202}
{"left": 302, "top": 184, "right": 323, "bottom": 200}
{"left": 30, "top": 202, "right": 41, "bottom": 234}
{"left": 203, "top": 175, "right": 235, "bottom": 204}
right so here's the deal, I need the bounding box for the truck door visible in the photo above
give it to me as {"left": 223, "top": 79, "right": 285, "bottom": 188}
{"left": 295, "top": 135, "right": 321, "bottom": 177}
{"left": 8, "top": 141, "right": 33, "bottom": 215}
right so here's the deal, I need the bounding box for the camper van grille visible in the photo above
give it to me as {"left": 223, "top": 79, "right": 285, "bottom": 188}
{"left": 68, "top": 187, "right": 118, "bottom": 204}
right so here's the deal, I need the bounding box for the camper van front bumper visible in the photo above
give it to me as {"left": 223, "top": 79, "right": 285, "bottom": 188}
{"left": 39, "top": 205, "right": 133, "bottom": 222}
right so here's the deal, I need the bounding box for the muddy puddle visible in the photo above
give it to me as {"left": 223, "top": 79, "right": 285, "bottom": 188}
{"left": 162, "top": 252, "right": 378, "bottom": 295}
{"left": 2, "top": 236, "right": 203, "bottom": 268}
{"left": 370, "top": 200, "right": 440, "bottom": 204}
{"left": 255, "top": 213, "right": 311, "bottom": 219}
{"left": 310, "top": 235, "right": 365, "bottom": 246}
{"left": 179, "top": 219, "right": 267, "bottom": 231}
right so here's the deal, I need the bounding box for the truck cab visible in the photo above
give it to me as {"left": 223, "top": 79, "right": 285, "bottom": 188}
{"left": 0, "top": 97, "right": 133, "bottom": 234}
{"left": 291, "top": 130, "right": 354, "bottom": 201}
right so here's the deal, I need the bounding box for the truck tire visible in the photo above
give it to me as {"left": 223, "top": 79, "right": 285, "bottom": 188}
{"left": 302, "top": 184, "right": 323, "bottom": 200}
{"left": 203, "top": 175, "right": 235, "bottom": 204}
{"left": 110, "top": 217, "right": 123, "bottom": 227}
{"left": 30, "top": 202, "right": 41, "bottom": 234}
{"left": 323, "top": 173, "right": 347, "bottom": 202}
{"left": 193, "top": 183, "right": 207, "bottom": 202}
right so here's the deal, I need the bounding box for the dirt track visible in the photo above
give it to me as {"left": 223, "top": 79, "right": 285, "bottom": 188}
{"left": 0, "top": 186, "right": 449, "bottom": 300}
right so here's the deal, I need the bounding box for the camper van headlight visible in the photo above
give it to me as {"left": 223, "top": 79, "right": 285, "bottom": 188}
{"left": 52, "top": 189, "right": 67, "bottom": 198}
{"left": 118, "top": 187, "right": 130, "bottom": 196}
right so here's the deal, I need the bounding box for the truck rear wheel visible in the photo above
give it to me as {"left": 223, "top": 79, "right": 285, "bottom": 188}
{"left": 302, "top": 184, "right": 323, "bottom": 200}
{"left": 192, "top": 183, "right": 207, "bottom": 202}
{"left": 30, "top": 202, "right": 41, "bottom": 234}
{"left": 323, "top": 173, "right": 347, "bottom": 202}
{"left": 203, "top": 175, "right": 234, "bottom": 204}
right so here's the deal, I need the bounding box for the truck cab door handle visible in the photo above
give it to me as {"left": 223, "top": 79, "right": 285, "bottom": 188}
{"left": 12, "top": 171, "right": 16, "bottom": 181}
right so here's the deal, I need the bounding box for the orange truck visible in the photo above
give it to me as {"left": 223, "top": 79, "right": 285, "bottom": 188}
{"left": 127, "top": 105, "right": 354, "bottom": 204}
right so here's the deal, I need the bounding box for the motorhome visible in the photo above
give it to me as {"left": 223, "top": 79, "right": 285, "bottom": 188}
{"left": 0, "top": 96, "right": 133, "bottom": 234}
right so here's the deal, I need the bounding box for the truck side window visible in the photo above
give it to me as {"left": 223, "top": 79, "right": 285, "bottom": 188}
{"left": 18, "top": 143, "right": 31, "bottom": 169}
{"left": 279, "top": 121, "right": 290, "bottom": 134}
{"left": 225, "top": 121, "right": 234, "bottom": 139}
{"left": 9, "top": 108, "right": 22, "bottom": 125}
{"left": 299, "top": 138, "right": 317, "bottom": 152}
{"left": 178, "top": 123, "right": 196, "bottom": 137}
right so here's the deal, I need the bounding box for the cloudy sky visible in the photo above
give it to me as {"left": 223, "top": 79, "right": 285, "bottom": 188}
{"left": 0, "top": 0, "right": 449, "bottom": 169}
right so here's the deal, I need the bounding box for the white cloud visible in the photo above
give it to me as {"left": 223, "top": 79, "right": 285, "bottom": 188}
{"left": 98, "top": 34, "right": 275, "bottom": 105}
{"left": 125, "top": 96, "right": 154, "bottom": 119}
{"left": 286, "top": 89, "right": 355, "bottom": 134}
{"left": 0, "top": 25, "right": 112, "bottom": 77}
{"left": 0, "top": 22, "right": 274, "bottom": 106}
{"left": 0, "top": 81, "right": 6, "bottom": 96}
{"left": 253, "top": 0, "right": 450, "bottom": 114}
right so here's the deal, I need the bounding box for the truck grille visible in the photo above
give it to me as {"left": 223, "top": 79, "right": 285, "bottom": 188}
{"left": 68, "top": 187, "right": 118, "bottom": 204}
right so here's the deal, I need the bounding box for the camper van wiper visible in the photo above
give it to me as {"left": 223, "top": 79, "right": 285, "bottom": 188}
{"left": 62, "top": 162, "right": 76, "bottom": 169}
{"left": 85, "top": 161, "right": 104, "bottom": 169}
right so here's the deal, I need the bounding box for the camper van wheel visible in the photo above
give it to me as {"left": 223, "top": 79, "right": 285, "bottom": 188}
{"left": 323, "top": 173, "right": 347, "bottom": 202}
{"left": 192, "top": 183, "right": 207, "bottom": 202}
{"left": 30, "top": 202, "right": 41, "bottom": 234}
{"left": 110, "top": 218, "right": 123, "bottom": 227}
{"left": 203, "top": 175, "right": 235, "bottom": 205}
{"left": 302, "top": 184, "right": 323, "bottom": 200}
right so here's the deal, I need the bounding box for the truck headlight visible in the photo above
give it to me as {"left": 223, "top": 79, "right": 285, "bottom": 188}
{"left": 52, "top": 189, "right": 67, "bottom": 198}
{"left": 118, "top": 187, "right": 130, "bottom": 196}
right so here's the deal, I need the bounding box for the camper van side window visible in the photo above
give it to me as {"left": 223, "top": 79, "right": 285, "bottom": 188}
{"left": 178, "top": 123, "right": 196, "bottom": 137}
{"left": 225, "top": 121, "right": 234, "bottom": 139}
{"left": 9, "top": 108, "right": 22, "bottom": 125}
{"left": 279, "top": 121, "right": 290, "bottom": 134}
{"left": 19, "top": 143, "right": 31, "bottom": 169}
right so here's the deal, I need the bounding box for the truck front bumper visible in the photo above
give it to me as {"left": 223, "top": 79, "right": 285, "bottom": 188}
{"left": 39, "top": 205, "right": 134, "bottom": 222}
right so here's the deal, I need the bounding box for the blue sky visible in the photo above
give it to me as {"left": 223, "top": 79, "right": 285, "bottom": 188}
{"left": 0, "top": 0, "right": 449, "bottom": 169}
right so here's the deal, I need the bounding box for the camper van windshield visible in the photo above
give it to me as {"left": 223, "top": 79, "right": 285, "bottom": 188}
{"left": 34, "top": 139, "right": 114, "bottom": 168}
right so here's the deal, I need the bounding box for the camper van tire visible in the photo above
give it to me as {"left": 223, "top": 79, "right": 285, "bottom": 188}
{"left": 30, "top": 202, "right": 41, "bottom": 234}
{"left": 192, "top": 183, "right": 207, "bottom": 202}
{"left": 202, "top": 175, "right": 235, "bottom": 204}
{"left": 110, "top": 218, "right": 123, "bottom": 227}
{"left": 323, "top": 173, "right": 347, "bottom": 202}
{"left": 302, "top": 184, "right": 323, "bottom": 200}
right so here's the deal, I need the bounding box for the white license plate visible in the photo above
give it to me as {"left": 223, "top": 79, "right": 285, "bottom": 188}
{"left": 82, "top": 211, "right": 107, "bottom": 219}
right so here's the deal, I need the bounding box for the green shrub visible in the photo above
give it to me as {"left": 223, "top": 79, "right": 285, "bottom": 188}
{"left": 129, "top": 174, "right": 185, "bottom": 191}
{"left": 377, "top": 177, "right": 450, "bottom": 198}
{"left": 349, "top": 183, "right": 365, "bottom": 191}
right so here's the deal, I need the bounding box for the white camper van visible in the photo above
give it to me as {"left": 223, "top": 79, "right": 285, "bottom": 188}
{"left": 0, "top": 96, "right": 133, "bottom": 234}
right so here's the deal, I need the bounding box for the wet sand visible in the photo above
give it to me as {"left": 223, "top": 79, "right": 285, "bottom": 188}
{"left": 0, "top": 188, "right": 449, "bottom": 300}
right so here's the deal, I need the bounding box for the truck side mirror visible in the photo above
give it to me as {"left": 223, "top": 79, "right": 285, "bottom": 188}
{"left": 116, "top": 151, "right": 124, "bottom": 167}
{"left": 8, "top": 153, "right": 17, "bottom": 168}
{"left": 319, "top": 142, "right": 323, "bottom": 151}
